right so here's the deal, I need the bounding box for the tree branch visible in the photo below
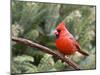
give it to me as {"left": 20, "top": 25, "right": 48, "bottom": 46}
{"left": 12, "top": 36, "right": 81, "bottom": 70}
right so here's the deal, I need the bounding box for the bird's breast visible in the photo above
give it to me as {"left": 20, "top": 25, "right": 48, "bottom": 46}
{"left": 55, "top": 37, "right": 77, "bottom": 55}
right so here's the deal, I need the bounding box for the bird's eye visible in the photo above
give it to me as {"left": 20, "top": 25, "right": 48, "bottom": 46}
{"left": 57, "top": 29, "right": 61, "bottom": 33}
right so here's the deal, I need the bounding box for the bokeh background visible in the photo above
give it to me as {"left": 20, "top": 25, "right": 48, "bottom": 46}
{"left": 11, "top": 0, "right": 96, "bottom": 73}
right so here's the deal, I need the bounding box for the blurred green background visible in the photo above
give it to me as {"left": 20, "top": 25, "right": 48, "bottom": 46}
{"left": 11, "top": 0, "right": 96, "bottom": 73}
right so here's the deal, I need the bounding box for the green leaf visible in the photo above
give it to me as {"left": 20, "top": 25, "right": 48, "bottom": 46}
{"left": 54, "top": 60, "right": 65, "bottom": 71}
{"left": 12, "top": 55, "right": 38, "bottom": 73}
{"left": 25, "top": 29, "right": 39, "bottom": 40}
{"left": 38, "top": 54, "right": 55, "bottom": 72}
{"left": 13, "top": 55, "right": 34, "bottom": 63}
{"left": 79, "top": 54, "right": 96, "bottom": 69}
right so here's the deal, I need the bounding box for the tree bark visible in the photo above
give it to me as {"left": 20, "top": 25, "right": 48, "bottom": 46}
{"left": 12, "top": 36, "right": 81, "bottom": 70}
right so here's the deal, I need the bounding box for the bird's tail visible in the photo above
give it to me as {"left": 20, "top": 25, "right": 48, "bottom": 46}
{"left": 78, "top": 50, "right": 89, "bottom": 56}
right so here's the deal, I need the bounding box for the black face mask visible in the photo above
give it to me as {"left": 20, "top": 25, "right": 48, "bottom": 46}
{"left": 56, "top": 29, "right": 61, "bottom": 39}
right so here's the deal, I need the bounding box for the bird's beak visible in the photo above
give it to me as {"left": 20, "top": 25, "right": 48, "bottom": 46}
{"left": 53, "top": 30, "right": 59, "bottom": 35}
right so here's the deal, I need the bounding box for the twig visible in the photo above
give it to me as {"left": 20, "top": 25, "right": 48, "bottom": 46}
{"left": 12, "top": 36, "right": 81, "bottom": 70}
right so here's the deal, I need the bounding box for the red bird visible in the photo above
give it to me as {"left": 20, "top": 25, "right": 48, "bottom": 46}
{"left": 54, "top": 21, "right": 89, "bottom": 56}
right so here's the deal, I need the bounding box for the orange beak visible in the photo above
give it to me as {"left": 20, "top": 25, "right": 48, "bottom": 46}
{"left": 53, "top": 30, "right": 59, "bottom": 35}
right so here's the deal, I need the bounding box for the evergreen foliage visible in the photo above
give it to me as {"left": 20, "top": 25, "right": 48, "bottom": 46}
{"left": 11, "top": 0, "right": 96, "bottom": 73}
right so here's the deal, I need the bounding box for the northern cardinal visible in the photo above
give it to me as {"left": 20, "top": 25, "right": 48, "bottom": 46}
{"left": 54, "top": 21, "right": 89, "bottom": 56}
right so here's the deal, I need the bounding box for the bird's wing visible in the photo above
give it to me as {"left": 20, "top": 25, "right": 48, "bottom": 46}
{"left": 69, "top": 36, "right": 81, "bottom": 50}
{"left": 69, "top": 37, "right": 89, "bottom": 56}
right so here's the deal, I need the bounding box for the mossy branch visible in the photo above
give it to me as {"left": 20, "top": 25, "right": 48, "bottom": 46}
{"left": 12, "top": 36, "right": 81, "bottom": 70}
